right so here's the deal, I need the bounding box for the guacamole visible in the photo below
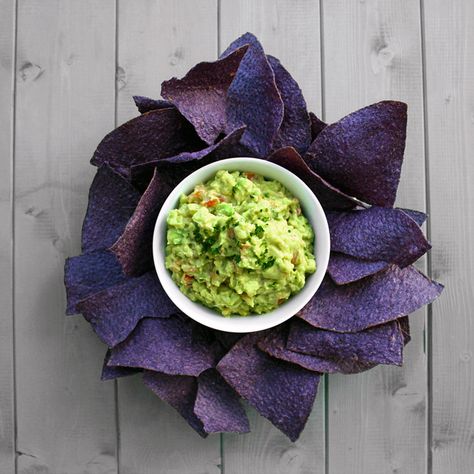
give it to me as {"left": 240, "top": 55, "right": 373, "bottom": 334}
{"left": 165, "top": 170, "right": 316, "bottom": 316}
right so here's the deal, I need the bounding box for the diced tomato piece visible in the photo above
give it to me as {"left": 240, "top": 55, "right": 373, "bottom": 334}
{"left": 244, "top": 172, "right": 256, "bottom": 180}
{"left": 184, "top": 274, "right": 194, "bottom": 284}
{"left": 203, "top": 199, "right": 219, "bottom": 207}
{"left": 278, "top": 298, "right": 286, "bottom": 305}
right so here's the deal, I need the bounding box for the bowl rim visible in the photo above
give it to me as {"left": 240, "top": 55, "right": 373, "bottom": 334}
{"left": 153, "top": 157, "right": 330, "bottom": 333}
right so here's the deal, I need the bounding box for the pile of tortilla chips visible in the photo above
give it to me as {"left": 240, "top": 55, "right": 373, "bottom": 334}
{"left": 64, "top": 33, "right": 443, "bottom": 441}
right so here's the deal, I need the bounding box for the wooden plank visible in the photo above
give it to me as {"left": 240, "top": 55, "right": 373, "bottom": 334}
{"left": 321, "top": 1, "right": 428, "bottom": 473}
{"left": 0, "top": 0, "right": 16, "bottom": 472}
{"left": 115, "top": 2, "right": 221, "bottom": 472}
{"left": 219, "top": 2, "right": 326, "bottom": 473}
{"left": 14, "top": 1, "right": 118, "bottom": 472}
{"left": 422, "top": 1, "right": 474, "bottom": 472}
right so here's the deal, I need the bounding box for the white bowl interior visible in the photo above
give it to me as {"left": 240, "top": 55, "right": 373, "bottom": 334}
{"left": 153, "top": 158, "right": 330, "bottom": 333}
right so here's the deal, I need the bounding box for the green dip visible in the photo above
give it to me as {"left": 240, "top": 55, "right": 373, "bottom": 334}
{"left": 165, "top": 170, "right": 316, "bottom": 316}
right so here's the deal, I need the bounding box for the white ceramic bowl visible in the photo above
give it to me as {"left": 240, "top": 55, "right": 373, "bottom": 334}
{"left": 153, "top": 158, "right": 330, "bottom": 333}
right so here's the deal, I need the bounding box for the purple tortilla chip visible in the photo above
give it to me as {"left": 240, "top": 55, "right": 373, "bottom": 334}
{"left": 81, "top": 166, "right": 141, "bottom": 253}
{"left": 327, "top": 207, "right": 431, "bottom": 267}
{"left": 221, "top": 33, "right": 284, "bottom": 157}
{"left": 258, "top": 326, "right": 377, "bottom": 374}
{"left": 64, "top": 249, "right": 127, "bottom": 315}
{"left": 399, "top": 208, "right": 427, "bottom": 226}
{"left": 133, "top": 95, "right": 174, "bottom": 114}
{"left": 130, "top": 127, "right": 246, "bottom": 185}
{"left": 267, "top": 147, "right": 358, "bottom": 210}
{"left": 194, "top": 369, "right": 250, "bottom": 434}
{"left": 309, "top": 112, "right": 327, "bottom": 141}
{"left": 267, "top": 55, "right": 311, "bottom": 155}
{"left": 327, "top": 253, "right": 389, "bottom": 285}
{"left": 76, "top": 272, "right": 176, "bottom": 347}
{"left": 161, "top": 46, "right": 249, "bottom": 145}
{"left": 217, "top": 332, "right": 320, "bottom": 441}
{"left": 91, "top": 108, "right": 204, "bottom": 179}
{"left": 299, "top": 265, "right": 443, "bottom": 332}
{"left": 143, "top": 370, "right": 206, "bottom": 437}
{"left": 101, "top": 350, "right": 140, "bottom": 380}
{"left": 287, "top": 319, "right": 404, "bottom": 365}
{"left": 108, "top": 316, "right": 219, "bottom": 376}
{"left": 306, "top": 101, "right": 407, "bottom": 207}
{"left": 111, "top": 168, "right": 166, "bottom": 276}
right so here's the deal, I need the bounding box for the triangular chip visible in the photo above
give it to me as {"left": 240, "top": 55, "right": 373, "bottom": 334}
{"left": 108, "top": 316, "right": 219, "bottom": 376}
{"left": 327, "top": 252, "right": 389, "bottom": 285}
{"left": 306, "top": 101, "right": 407, "bottom": 206}
{"left": 267, "top": 55, "right": 311, "bottom": 154}
{"left": 194, "top": 369, "right": 249, "bottom": 434}
{"left": 221, "top": 33, "right": 284, "bottom": 157}
{"left": 298, "top": 266, "right": 443, "bottom": 332}
{"left": 81, "top": 166, "right": 140, "bottom": 253}
{"left": 111, "top": 168, "right": 168, "bottom": 276}
{"left": 287, "top": 319, "right": 404, "bottom": 366}
{"left": 143, "top": 370, "right": 206, "bottom": 437}
{"left": 327, "top": 207, "right": 431, "bottom": 267}
{"left": 267, "top": 147, "right": 358, "bottom": 210}
{"left": 91, "top": 108, "right": 204, "bottom": 179}
{"left": 64, "top": 249, "right": 127, "bottom": 315}
{"left": 77, "top": 272, "right": 176, "bottom": 347}
{"left": 258, "top": 325, "right": 378, "bottom": 374}
{"left": 217, "top": 332, "right": 320, "bottom": 441}
{"left": 162, "top": 46, "right": 249, "bottom": 144}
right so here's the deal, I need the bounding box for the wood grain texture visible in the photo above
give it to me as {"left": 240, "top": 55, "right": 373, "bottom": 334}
{"left": 115, "top": 2, "right": 221, "bottom": 473}
{"left": 321, "top": 1, "right": 428, "bottom": 473}
{"left": 0, "top": 0, "right": 15, "bottom": 472}
{"left": 14, "top": 1, "right": 117, "bottom": 472}
{"left": 423, "top": 1, "right": 474, "bottom": 472}
{"left": 219, "top": 2, "right": 326, "bottom": 473}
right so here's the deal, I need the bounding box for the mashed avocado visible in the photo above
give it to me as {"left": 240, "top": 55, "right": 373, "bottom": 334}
{"left": 165, "top": 170, "right": 316, "bottom": 316}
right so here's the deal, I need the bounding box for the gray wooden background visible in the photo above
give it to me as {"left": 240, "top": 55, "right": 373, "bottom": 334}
{"left": 1, "top": 1, "right": 473, "bottom": 473}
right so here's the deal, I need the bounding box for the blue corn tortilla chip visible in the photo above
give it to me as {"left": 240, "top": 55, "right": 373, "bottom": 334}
{"left": 162, "top": 46, "right": 249, "bottom": 145}
{"left": 111, "top": 168, "right": 166, "bottom": 276}
{"left": 91, "top": 108, "right": 204, "bottom": 179}
{"left": 108, "top": 316, "right": 219, "bottom": 376}
{"left": 287, "top": 319, "right": 404, "bottom": 365}
{"left": 143, "top": 370, "right": 206, "bottom": 437}
{"left": 267, "top": 147, "right": 358, "bottom": 210}
{"left": 221, "top": 33, "right": 284, "bottom": 157}
{"left": 327, "top": 252, "right": 389, "bottom": 285}
{"left": 399, "top": 208, "right": 427, "bottom": 226}
{"left": 81, "top": 166, "right": 140, "bottom": 253}
{"left": 306, "top": 101, "right": 407, "bottom": 207}
{"left": 327, "top": 207, "right": 431, "bottom": 267}
{"left": 76, "top": 272, "right": 176, "bottom": 347}
{"left": 309, "top": 112, "right": 327, "bottom": 141}
{"left": 258, "top": 326, "right": 378, "bottom": 374}
{"left": 217, "top": 332, "right": 320, "bottom": 441}
{"left": 64, "top": 249, "right": 127, "bottom": 315}
{"left": 133, "top": 95, "right": 173, "bottom": 114}
{"left": 267, "top": 56, "right": 311, "bottom": 155}
{"left": 130, "top": 127, "right": 246, "bottom": 186}
{"left": 194, "top": 369, "right": 250, "bottom": 434}
{"left": 101, "top": 350, "right": 140, "bottom": 381}
{"left": 298, "top": 265, "right": 443, "bottom": 332}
